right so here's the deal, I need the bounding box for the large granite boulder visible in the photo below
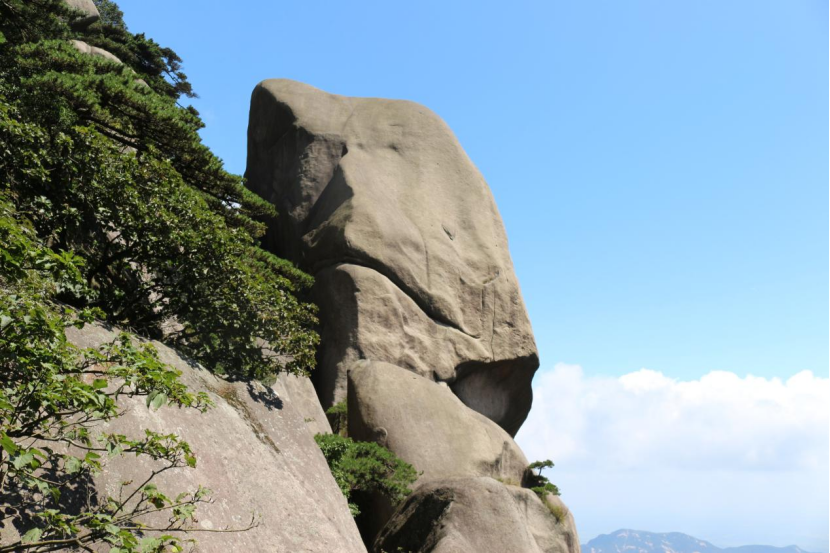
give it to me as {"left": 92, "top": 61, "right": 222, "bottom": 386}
{"left": 348, "top": 360, "right": 529, "bottom": 486}
{"left": 374, "top": 477, "right": 580, "bottom": 553}
{"left": 63, "top": 0, "right": 100, "bottom": 29}
{"left": 245, "top": 79, "right": 539, "bottom": 436}
{"left": 70, "top": 40, "right": 123, "bottom": 64}
{"left": 347, "top": 360, "right": 530, "bottom": 543}
{"left": 49, "top": 323, "right": 365, "bottom": 553}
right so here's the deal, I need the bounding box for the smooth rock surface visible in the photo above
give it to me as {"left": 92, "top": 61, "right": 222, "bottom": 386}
{"left": 347, "top": 360, "right": 530, "bottom": 544}
{"left": 509, "top": 488, "right": 581, "bottom": 553}
{"left": 70, "top": 40, "right": 123, "bottom": 64}
{"left": 280, "top": 372, "right": 333, "bottom": 436}
{"left": 245, "top": 79, "right": 539, "bottom": 436}
{"left": 348, "top": 360, "right": 529, "bottom": 486}
{"left": 62, "top": 323, "right": 365, "bottom": 553}
{"left": 374, "top": 477, "right": 580, "bottom": 553}
{"left": 63, "top": 0, "right": 100, "bottom": 29}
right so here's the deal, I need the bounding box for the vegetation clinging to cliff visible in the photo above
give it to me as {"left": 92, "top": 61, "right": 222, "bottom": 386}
{"left": 314, "top": 433, "right": 418, "bottom": 517}
{"left": 0, "top": 197, "right": 221, "bottom": 552}
{"left": 0, "top": 0, "right": 318, "bottom": 549}
{"left": 527, "top": 459, "right": 560, "bottom": 497}
{"left": 0, "top": 0, "right": 319, "bottom": 382}
{"left": 316, "top": 399, "right": 417, "bottom": 517}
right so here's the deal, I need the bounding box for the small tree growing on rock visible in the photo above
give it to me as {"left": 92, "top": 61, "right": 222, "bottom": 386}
{"left": 526, "top": 459, "right": 560, "bottom": 497}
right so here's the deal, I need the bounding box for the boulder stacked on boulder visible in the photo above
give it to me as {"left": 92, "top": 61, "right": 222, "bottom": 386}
{"left": 246, "top": 79, "right": 580, "bottom": 552}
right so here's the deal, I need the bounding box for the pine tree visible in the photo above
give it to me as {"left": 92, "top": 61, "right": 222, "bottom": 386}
{"left": 0, "top": 0, "right": 319, "bottom": 381}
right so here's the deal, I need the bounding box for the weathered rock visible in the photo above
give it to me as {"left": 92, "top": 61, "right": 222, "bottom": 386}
{"left": 508, "top": 488, "right": 581, "bottom": 553}
{"left": 347, "top": 360, "right": 530, "bottom": 544}
{"left": 280, "top": 372, "right": 333, "bottom": 436}
{"left": 245, "top": 79, "right": 539, "bottom": 436}
{"left": 348, "top": 360, "right": 528, "bottom": 486}
{"left": 61, "top": 323, "right": 365, "bottom": 553}
{"left": 63, "top": 0, "right": 100, "bottom": 29}
{"left": 70, "top": 40, "right": 123, "bottom": 64}
{"left": 374, "top": 477, "right": 580, "bottom": 553}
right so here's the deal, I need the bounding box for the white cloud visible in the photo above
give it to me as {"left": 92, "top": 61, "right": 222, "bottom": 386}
{"left": 515, "top": 365, "right": 829, "bottom": 472}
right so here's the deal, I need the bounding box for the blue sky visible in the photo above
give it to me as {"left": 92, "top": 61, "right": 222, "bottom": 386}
{"left": 115, "top": 0, "right": 828, "bottom": 549}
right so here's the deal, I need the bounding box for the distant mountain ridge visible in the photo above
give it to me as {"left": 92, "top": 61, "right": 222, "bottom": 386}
{"left": 582, "top": 529, "right": 818, "bottom": 553}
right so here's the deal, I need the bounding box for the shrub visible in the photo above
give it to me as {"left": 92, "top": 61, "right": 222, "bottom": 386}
{"left": 314, "top": 433, "right": 418, "bottom": 517}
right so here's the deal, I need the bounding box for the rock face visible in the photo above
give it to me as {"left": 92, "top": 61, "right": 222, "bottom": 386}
{"left": 348, "top": 361, "right": 529, "bottom": 486}
{"left": 64, "top": 323, "right": 365, "bottom": 553}
{"left": 510, "top": 489, "right": 581, "bottom": 553}
{"left": 70, "top": 40, "right": 123, "bottom": 64}
{"left": 347, "top": 361, "right": 531, "bottom": 540}
{"left": 374, "top": 477, "right": 580, "bottom": 553}
{"left": 63, "top": 0, "right": 100, "bottom": 29}
{"left": 245, "top": 79, "right": 539, "bottom": 436}
{"left": 245, "top": 79, "right": 578, "bottom": 553}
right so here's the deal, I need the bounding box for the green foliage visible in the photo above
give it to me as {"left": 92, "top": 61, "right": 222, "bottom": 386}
{"left": 83, "top": 1, "right": 193, "bottom": 100}
{"left": 314, "top": 433, "right": 418, "bottom": 517}
{"left": 0, "top": 0, "right": 72, "bottom": 46}
{"left": 531, "top": 482, "right": 560, "bottom": 497}
{"left": 92, "top": 0, "right": 127, "bottom": 31}
{"left": 0, "top": 197, "right": 219, "bottom": 552}
{"left": 0, "top": 0, "right": 318, "bottom": 381}
{"left": 325, "top": 400, "right": 348, "bottom": 436}
{"left": 527, "top": 459, "right": 554, "bottom": 472}
{"left": 526, "top": 459, "right": 560, "bottom": 498}
{"left": 0, "top": 0, "right": 302, "bottom": 548}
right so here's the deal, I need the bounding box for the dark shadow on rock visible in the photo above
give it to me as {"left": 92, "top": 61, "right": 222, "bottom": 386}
{"left": 373, "top": 487, "right": 452, "bottom": 553}
{"left": 1, "top": 460, "right": 99, "bottom": 542}
{"left": 246, "top": 381, "right": 284, "bottom": 411}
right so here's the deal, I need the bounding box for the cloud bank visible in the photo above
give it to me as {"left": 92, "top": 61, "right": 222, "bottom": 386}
{"left": 516, "top": 365, "right": 829, "bottom": 472}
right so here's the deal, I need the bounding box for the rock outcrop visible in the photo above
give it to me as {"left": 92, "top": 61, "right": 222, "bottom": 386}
{"left": 64, "top": 0, "right": 99, "bottom": 29}
{"left": 347, "top": 360, "right": 531, "bottom": 539}
{"left": 246, "top": 79, "right": 579, "bottom": 553}
{"left": 375, "top": 477, "right": 580, "bottom": 553}
{"left": 509, "top": 489, "right": 581, "bottom": 553}
{"left": 348, "top": 360, "right": 529, "bottom": 487}
{"left": 70, "top": 39, "right": 123, "bottom": 64}
{"left": 63, "top": 323, "right": 365, "bottom": 553}
{"left": 245, "top": 79, "right": 539, "bottom": 436}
